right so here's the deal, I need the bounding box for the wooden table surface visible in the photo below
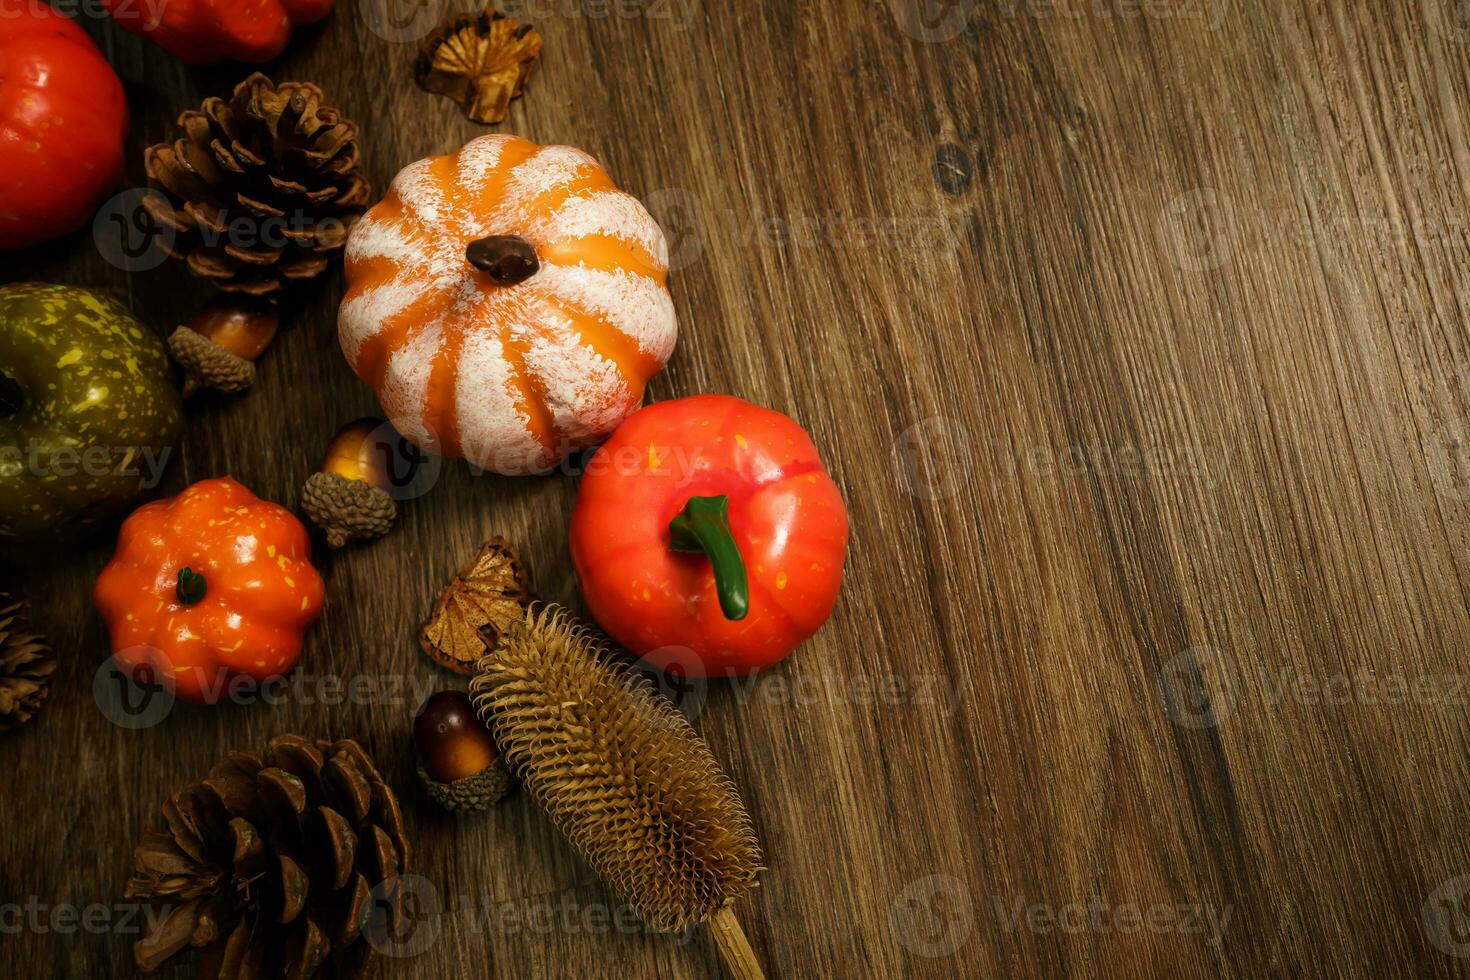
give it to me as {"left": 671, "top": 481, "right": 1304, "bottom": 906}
{"left": 7, "top": 1, "right": 1470, "bottom": 977}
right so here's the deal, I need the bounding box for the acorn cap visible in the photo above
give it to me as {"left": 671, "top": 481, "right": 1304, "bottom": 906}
{"left": 167, "top": 326, "right": 255, "bottom": 397}
{"left": 301, "top": 471, "right": 397, "bottom": 548}
{"left": 416, "top": 757, "right": 513, "bottom": 812}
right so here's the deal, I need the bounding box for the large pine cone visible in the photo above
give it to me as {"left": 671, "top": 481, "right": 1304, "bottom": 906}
{"left": 124, "top": 736, "right": 410, "bottom": 978}
{"left": 144, "top": 74, "right": 372, "bottom": 296}
{"left": 0, "top": 595, "right": 54, "bottom": 731}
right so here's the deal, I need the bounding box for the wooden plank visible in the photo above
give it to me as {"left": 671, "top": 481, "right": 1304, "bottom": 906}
{"left": 3, "top": 1, "right": 1469, "bottom": 977}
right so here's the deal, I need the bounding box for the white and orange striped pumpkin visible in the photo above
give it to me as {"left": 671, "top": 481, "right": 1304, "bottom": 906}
{"left": 337, "top": 134, "right": 678, "bottom": 475}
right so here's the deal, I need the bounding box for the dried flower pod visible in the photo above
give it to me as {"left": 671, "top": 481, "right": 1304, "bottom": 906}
{"left": 415, "top": 9, "right": 542, "bottom": 124}
{"left": 470, "top": 605, "right": 764, "bottom": 936}
{"left": 301, "top": 418, "right": 399, "bottom": 548}
{"left": 414, "top": 690, "right": 513, "bottom": 811}
{"left": 420, "top": 537, "right": 532, "bottom": 674}
{"left": 167, "top": 298, "right": 280, "bottom": 396}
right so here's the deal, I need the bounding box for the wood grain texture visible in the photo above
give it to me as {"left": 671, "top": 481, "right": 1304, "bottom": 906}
{"left": 5, "top": 0, "right": 1470, "bottom": 977}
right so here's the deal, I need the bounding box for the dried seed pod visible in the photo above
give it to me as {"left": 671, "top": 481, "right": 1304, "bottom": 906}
{"left": 301, "top": 419, "right": 399, "bottom": 548}
{"left": 166, "top": 298, "right": 280, "bottom": 396}
{"left": 415, "top": 10, "right": 542, "bottom": 124}
{"left": 420, "top": 538, "right": 532, "bottom": 674}
{"left": 470, "top": 605, "right": 764, "bottom": 938}
{"left": 414, "top": 690, "right": 512, "bottom": 811}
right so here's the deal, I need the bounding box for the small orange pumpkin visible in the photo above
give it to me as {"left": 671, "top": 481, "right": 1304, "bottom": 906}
{"left": 338, "top": 134, "right": 678, "bottom": 475}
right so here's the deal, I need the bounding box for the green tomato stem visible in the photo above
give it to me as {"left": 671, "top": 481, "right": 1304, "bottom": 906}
{"left": 176, "top": 567, "right": 207, "bottom": 606}
{"left": 668, "top": 495, "right": 749, "bottom": 621}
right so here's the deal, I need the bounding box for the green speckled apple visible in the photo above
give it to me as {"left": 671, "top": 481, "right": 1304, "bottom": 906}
{"left": 0, "top": 284, "right": 183, "bottom": 543}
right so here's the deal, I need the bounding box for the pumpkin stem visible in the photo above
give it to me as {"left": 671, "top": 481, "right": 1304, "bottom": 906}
{"left": 466, "top": 235, "right": 539, "bottom": 285}
{"left": 176, "top": 567, "right": 207, "bottom": 606}
{"left": 668, "top": 495, "right": 749, "bottom": 621}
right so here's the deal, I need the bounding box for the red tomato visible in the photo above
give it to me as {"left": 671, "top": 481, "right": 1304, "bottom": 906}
{"left": 100, "top": 0, "right": 335, "bottom": 65}
{"left": 571, "top": 394, "right": 849, "bottom": 677}
{"left": 0, "top": 1, "right": 128, "bottom": 250}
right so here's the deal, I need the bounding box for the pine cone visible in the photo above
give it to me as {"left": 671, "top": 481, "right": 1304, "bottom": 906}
{"left": 144, "top": 73, "right": 372, "bottom": 296}
{"left": 469, "top": 605, "right": 763, "bottom": 934}
{"left": 124, "top": 736, "right": 410, "bottom": 978}
{"left": 0, "top": 595, "right": 54, "bottom": 731}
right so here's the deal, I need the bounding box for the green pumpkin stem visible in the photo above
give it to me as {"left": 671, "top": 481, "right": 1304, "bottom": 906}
{"left": 668, "top": 495, "right": 749, "bottom": 621}
{"left": 176, "top": 567, "right": 207, "bottom": 606}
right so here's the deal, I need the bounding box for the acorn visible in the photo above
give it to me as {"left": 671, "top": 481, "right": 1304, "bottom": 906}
{"left": 166, "top": 297, "right": 279, "bottom": 396}
{"left": 414, "top": 689, "right": 513, "bottom": 812}
{"left": 300, "top": 418, "right": 400, "bottom": 548}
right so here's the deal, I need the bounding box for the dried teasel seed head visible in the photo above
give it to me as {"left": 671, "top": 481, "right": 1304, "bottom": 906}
{"left": 470, "top": 605, "right": 763, "bottom": 933}
{"left": 300, "top": 418, "right": 399, "bottom": 548}
{"left": 166, "top": 298, "right": 280, "bottom": 396}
